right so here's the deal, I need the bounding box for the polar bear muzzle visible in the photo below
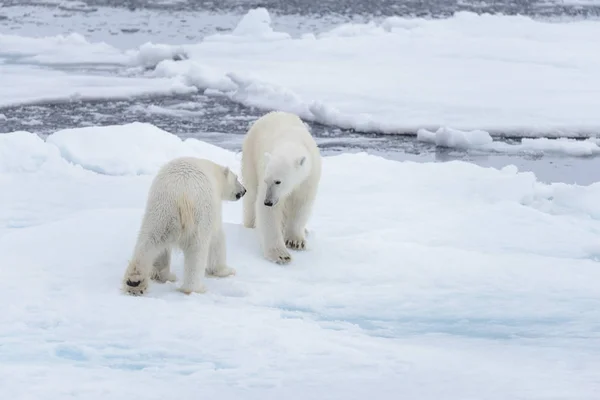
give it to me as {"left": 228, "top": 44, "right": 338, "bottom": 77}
{"left": 236, "top": 187, "right": 247, "bottom": 200}
{"left": 264, "top": 185, "right": 278, "bottom": 207}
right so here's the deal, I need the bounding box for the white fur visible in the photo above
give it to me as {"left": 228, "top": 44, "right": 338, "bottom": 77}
{"left": 241, "top": 111, "right": 322, "bottom": 264}
{"left": 122, "top": 157, "right": 246, "bottom": 296}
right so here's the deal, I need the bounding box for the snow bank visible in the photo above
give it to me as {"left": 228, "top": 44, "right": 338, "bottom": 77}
{"left": 0, "top": 32, "right": 124, "bottom": 64}
{"left": 1, "top": 122, "right": 600, "bottom": 398}
{"left": 46, "top": 122, "right": 237, "bottom": 175}
{"left": 130, "top": 42, "right": 188, "bottom": 70}
{"left": 0, "top": 64, "right": 196, "bottom": 108}
{"left": 151, "top": 59, "right": 236, "bottom": 92}
{"left": 418, "top": 127, "right": 600, "bottom": 156}
{"left": 205, "top": 7, "right": 291, "bottom": 42}
{"left": 519, "top": 137, "right": 600, "bottom": 156}
{"left": 0, "top": 124, "right": 238, "bottom": 176}
{"left": 3, "top": 9, "right": 600, "bottom": 136}
{"left": 138, "top": 9, "right": 600, "bottom": 137}
{"left": 417, "top": 127, "right": 493, "bottom": 149}
{"left": 0, "top": 131, "right": 64, "bottom": 173}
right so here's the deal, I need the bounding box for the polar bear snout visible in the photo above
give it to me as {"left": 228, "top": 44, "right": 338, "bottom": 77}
{"left": 264, "top": 185, "right": 279, "bottom": 207}
{"left": 263, "top": 194, "right": 278, "bottom": 207}
{"left": 236, "top": 187, "right": 247, "bottom": 200}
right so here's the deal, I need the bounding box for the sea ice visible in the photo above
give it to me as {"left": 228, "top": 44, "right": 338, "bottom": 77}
{"left": 1, "top": 123, "right": 599, "bottom": 399}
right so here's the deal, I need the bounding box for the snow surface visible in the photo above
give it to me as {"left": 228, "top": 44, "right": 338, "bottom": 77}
{"left": 2, "top": 8, "right": 600, "bottom": 137}
{"left": 418, "top": 127, "right": 600, "bottom": 156}
{"left": 0, "top": 63, "right": 195, "bottom": 108}
{"left": 1, "top": 122, "right": 600, "bottom": 399}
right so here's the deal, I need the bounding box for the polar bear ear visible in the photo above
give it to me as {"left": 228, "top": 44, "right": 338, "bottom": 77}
{"left": 296, "top": 156, "right": 306, "bottom": 167}
{"left": 223, "top": 166, "right": 230, "bottom": 176}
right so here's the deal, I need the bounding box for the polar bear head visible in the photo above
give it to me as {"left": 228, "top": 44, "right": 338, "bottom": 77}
{"left": 222, "top": 166, "right": 246, "bottom": 202}
{"left": 262, "top": 146, "right": 311, "bottom": 207}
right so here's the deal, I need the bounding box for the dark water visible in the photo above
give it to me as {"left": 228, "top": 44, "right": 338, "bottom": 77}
{"left": 3, "top": 0, "right": 600, "bottom": 18}
{"left": 1, "top": 0, "right": 600, "bottom": 185}
{"left": 0, "top": 93, "right": 429, "bottom": 154}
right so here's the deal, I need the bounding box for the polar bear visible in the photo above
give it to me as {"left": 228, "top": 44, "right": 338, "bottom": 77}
{"left": 241, "top": 111, "right": 322, "bottom": 264}
{"left": 122, "top": 157, "right": 246, "bottom": 296}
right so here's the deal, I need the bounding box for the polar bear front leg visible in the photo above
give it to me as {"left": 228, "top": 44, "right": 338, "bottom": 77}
{"left": 243, "top": 187, "right": 257, "bottom": 229}
{"left": 206, "top": 228, "right": 236, "bottom": 278}
{"left": 179, "top": 240, "right": 209, "bottom": 294}
{"left": 151, "top": 248, "right": 177, "bottom": 283}
{"left": 257, "top": 201, "right": 291, "bottom": 265}
{"left": 285, "top": 192, "right": 315, "bottom": 251}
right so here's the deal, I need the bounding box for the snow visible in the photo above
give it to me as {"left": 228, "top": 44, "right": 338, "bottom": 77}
{"left": 150, "top": 59, "right": 236, "bottom": 92}
{"left": 0, "top": 63, "right": 196, "bottom": 108}
{"left": 208, "top": 7, "right": 292, "bottom": 42}
{"left": 0, "top": 32, "right": 123, "bottom": 65}
{"left": 520, "top": 137, "right": 600, "bottom": 156}
{"left": 0, "top": 130, "right": 66, "bottom": 173}
{"left": 418, "top": 127, "right": 600, "bottom": 156}
{"left": 417, "top": 126, "right": 494, "bottom": 149}
{"left": 134, "top": 9, "right": 600, "bottom": 137}
{"left": 1, "top": 122, "right": 600, "bottom": 399}
{"left": 2, "top": 8, "right": 600, "bottom": 137}
{"left": 45, "top": 122, "right": 236, "bottom": 175}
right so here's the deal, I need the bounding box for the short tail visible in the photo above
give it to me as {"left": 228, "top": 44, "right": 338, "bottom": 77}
{"left": 176, "top": 193, "right": 196, "bottom": 237}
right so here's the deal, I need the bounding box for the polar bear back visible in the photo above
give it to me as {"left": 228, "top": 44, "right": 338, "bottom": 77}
{"left": 151, "top": 157, "right": 222, "bottom": 205}
{"left": 142, "top": 157, "right": 225, "bottom": 240}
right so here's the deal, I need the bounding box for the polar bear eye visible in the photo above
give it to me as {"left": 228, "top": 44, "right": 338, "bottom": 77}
{"left": 274, "top": 180, "right": 281, "bottom": 185}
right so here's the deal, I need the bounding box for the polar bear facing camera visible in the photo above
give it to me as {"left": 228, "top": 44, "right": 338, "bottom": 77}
{"left": 122, "top": 157, "right": 246, "bottom": 296}
{"left": 242, "top": 111, "right": 322, "bottom": 264}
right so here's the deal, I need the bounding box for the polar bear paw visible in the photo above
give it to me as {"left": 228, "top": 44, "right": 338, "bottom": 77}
{"left": 151, "top": 268, "right": 177, "bottom": 283}
{"left": 285, "top": 237, "right": 306, "bottom": 251}
{"left": 123, "top": 272, "right": 149, "bottom": 296}
{"left": 265, "top": 247, "right": 292, "bottom": 265}
{"left": 178, "top": 284, "right": 207, "bottom": 295}
{"left": 207, "top": 266, "right": 237, "bottom": 278}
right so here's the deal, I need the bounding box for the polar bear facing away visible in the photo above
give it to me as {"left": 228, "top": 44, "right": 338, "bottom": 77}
{"left": 122, "top": 157, "right": 246, "bottom": 296}
{"left": 242, "top": 111, "right": 322, "bottom": 264}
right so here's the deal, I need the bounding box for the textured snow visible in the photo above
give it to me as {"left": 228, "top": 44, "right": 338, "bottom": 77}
{"left": 1, "top": 8, "right": 600, "bottom": 137}
{"left": 210, "top": 7, "right": 292, "bottom": 41}
{"left": 417, "top": 127, "right": 494, "bottom": 149}
{"left": 45, "top": 122, "right": 235, "bottom": 175}
{"left": 418, "top": 127, "right": 600, "bottom": 156}
{"left": 137, "top": 9, "right": 600, "bottom": 137}
{"left": 1, "top": 123, "right": 600, "bottom": 399}
{"left": 0, "top": 32, "right": 123, "bottom": 65}
{"left": 0, "top": 63, "right": 196, "bottom": 108}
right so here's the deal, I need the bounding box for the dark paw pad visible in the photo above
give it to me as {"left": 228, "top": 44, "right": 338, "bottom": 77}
{"left": 285, "top": 240, "right": 306, "bottom": 250}
{"left": 277, "top": 255, "right": 291, "bottom": 264}
{"left": 126, "top": 279, "right": 141, "bottom": 287}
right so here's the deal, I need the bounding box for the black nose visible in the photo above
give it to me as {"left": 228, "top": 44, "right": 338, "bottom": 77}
{"left": 242, "top": 188, "right": 247, "bottom": 195}
{"left": 264, "top": 200, "right": 273, "bottom": 207}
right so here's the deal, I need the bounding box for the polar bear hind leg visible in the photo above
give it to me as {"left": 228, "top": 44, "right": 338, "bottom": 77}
{"left": 178, "top": 236, "right": 210, "bottom": 295}
{"left": 123, "top": 238, "right": 169, "bottom": 296}
{"left": 206, "top": 228, "right": 236, "bottom": 278}
{"left": 151, "top": 248, "right": 177, "bottom": 283}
